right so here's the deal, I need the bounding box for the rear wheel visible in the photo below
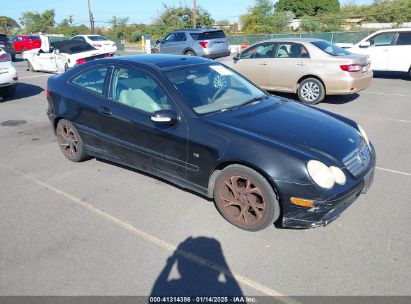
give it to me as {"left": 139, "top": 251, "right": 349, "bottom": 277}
{"left": 297, "top": 78, "right": 325, "bottom": 104}
{"left": 27, "top": 61, "right": 35, "bottom": 72}
{"left": 214, "top": 165, "right": 280, "bottom": 231}
{"left": 185, "top": 50, "right": 196, "bottom": 56}
{"left": 56, "top": 119, "right": 89, "bottom": 162}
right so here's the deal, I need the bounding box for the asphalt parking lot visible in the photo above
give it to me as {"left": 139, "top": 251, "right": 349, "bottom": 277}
{"left": 0, "top": 55, "right": 410, "bottom": 298}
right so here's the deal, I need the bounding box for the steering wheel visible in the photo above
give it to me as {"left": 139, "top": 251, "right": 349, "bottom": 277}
{"left": 211, "top": 86, "right": 229, "bottom": 102}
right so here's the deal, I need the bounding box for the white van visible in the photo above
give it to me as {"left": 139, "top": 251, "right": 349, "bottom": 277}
{"left": 348, "top": 28, "right": 411, "bottom": 78}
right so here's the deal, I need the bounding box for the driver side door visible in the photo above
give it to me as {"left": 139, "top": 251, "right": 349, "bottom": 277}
{"left": 229, "top": 43, "right": 277, "bottom": 88}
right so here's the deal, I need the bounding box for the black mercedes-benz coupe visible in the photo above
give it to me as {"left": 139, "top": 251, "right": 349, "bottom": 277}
{"left": 46, "top": 55, "right": 375, "bottom": 231}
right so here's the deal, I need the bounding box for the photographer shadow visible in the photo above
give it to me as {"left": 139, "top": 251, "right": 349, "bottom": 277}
{"left": 150, "top": 236, "right": 243, "bottom": 297}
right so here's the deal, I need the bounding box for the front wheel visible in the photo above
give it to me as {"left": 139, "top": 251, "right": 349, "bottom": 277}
{"left": 56, "top": 119, "right": 89, "bottom": 162}
{"left": 214, "top": 165, "right": 280, "bottom": 231}
{"left": 297, "top": 78, "right": 325, "bottom": 104}
{"left": 27, "top": 61, "right": 35, "bottom": 72}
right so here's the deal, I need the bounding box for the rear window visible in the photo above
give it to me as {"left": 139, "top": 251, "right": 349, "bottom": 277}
{"left": 88, "top": 36, "right": 108, "bottom": 41}
{"left": 311, "top": 40, "right": 351, "bottom": 56}
{"left": 190, "top": 30, "right": 226, "bottom": 40}
{"left": 0, "top": 35, "right": 9, "bottom": 42}
{"left": 28, "top": 35, "right": 40, "bottom": 40}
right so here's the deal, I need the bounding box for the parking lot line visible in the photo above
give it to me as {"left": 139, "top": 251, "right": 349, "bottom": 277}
{"left": 362, "top": 91, "right": 407, "bottom": 97}
{"left": 0, "top": 162, "right": 299, "bottom": 303}
{"left": 376, "top": 167, "right": 411, "bottom": 177}
{"left": 19, "top": 74, "right": 50, "bottom": 80}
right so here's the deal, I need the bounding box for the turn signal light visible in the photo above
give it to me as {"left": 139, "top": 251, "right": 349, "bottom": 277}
{"left": 340, "top": 64, "right": 361, "bottom": 72}
{"left": 290, "top": 197, "right": 314, "bottom": 208}
{"left": 93, "top": 43, "right": 102, "bottom": 48}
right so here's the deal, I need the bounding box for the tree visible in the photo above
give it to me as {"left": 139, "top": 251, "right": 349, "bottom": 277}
{"left": 299, "top": 15, "right": 321, "bottom": 32}
{"left": 241, "top": 0, "right": 292, "bottom": 33}
{"left": 275, "top": 0, "right": 340, "bottom": 17}
{"left": 20, "top": 9, "right": 55, "bottom": 33}
{"left": 275, "top": 0, "right": 314, "bottom": 17}
{"left": 0, "top": 16, "right": 20, "bottom": 33}
{"left": 109, "top": 16, "right": 129, "bottom": 38}
{"left": 154, "top": 4, "right": 214, "bottom": 32}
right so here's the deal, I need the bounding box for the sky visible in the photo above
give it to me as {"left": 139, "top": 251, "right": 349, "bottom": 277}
{"left": 3, "top": 0, "right": 374, "bottom": 26}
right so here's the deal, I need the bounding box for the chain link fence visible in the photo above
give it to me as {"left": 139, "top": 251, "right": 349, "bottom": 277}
{"left": 228, "top": 31, "right": 374, "bottom": 45}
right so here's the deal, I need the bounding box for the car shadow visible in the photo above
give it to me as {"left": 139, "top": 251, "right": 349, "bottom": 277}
{"left": 12, "top": 83, "right": 44, "bottom": 101}
{"left": 373, "top": 71, "right": 410, "bottom": 81}
{"left": 269, "top": 92, "right": 360, "bottom": 105}
{"left": 150, "top": 236, "right": 244, "bottom": 296}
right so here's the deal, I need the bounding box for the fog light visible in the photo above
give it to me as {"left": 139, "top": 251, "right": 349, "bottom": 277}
{"left": 290, "top": 197, "right": 314, "bottom": 208}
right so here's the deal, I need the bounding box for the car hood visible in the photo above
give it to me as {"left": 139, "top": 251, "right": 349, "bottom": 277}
{"left": 204, "top": 98, "right": 362, "bottom": 164}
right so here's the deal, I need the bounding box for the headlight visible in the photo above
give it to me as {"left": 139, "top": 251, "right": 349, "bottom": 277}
{"left": 307, "top": 160, "right": 335, "bottom": 189}
{"left": 307, "top": 161, "right": 347, "bottom": 189}
{"left": 357, "top": 124, "right": 370, "bottom": 147}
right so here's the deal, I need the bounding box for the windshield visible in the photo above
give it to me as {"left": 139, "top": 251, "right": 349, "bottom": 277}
{"left": 88, "top": 35, "right": 108, "bottom": 41}
{"left": 164, "top": 63, "right": 267, "bottom": 114}
{"left": 312, "top": 40, "right": 351, "bottom": 56}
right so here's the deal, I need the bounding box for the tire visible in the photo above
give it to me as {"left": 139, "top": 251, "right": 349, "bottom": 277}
{"left": 27, "top": 61, "right": 35, "bottom": 72}
{"left": 213, "top": 164, "right": 280, "bottom": 231}
{"left": 56, "top": 119, "right": 89, "bottom": 162}
{"left": 11, "top": 54, "right": 16, "bottom": 62}
{"left": 297, "top": 77, "right": 325, "bottom": 104}
{"left": 185, "top": 50, "right": 196, "bottom": 56}
{"left": 3, "top": 85, "right": 16, "bottom": 98}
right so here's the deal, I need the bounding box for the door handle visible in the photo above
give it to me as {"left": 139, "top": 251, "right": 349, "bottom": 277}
{"left": 260, "top": 63, "right": 268, "bottom": 66}
{"left": 99, "top": 106, "right": 112, "bottom": 116}
{"left": 297, "top": 62, "right": 304, "bottom": 66}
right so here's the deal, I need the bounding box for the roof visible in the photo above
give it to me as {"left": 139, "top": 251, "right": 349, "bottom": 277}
{"left": 109, "top": 54, "right": 211, "bottom": 69}
{"left": 373, "top": 27, "right": 411, "bottom": 33}
{"left": 257, "top": 38, "right": 324, "bottom": 44}
{"left": 173, "top": 28, "right": 221, "bottom": 33}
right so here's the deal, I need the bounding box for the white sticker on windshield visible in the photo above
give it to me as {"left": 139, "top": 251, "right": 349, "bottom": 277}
{"left": 210, "top": 65, "right": 233, "bottom": 76}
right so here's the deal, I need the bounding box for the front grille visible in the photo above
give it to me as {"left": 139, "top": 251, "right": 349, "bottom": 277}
{"left": 343, "top": 141, "right": 371, "bottom": 177}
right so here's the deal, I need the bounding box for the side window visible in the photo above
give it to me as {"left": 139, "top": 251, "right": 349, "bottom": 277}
{"left": 240, "top": 43, "right": 276, "bottom": 59}
{"left": 165, "top": 33, "right": 176, "bottom": 42}
{"left": 396, "top": 32, "right": 411, "bottom": 45}
{"left": 368, "top": 33, "right": 396, "bottom": 46}
{"left": 175, "top": 33, "right": 186, "bottom": 41}
{"left": 275, "top": 43, "right": 309, "bottom": 58}
{"left": 110, "top": 67, "right": 172, "bottom": 114}
{"left": 72, "top": 67, "right": 108, "bottom": 94}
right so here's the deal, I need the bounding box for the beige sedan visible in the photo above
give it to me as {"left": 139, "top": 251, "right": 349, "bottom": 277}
{"left": 221, "top": 38, "right": 373, "bottom": 104}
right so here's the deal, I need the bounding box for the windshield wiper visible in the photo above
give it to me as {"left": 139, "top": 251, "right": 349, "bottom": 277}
{"left": 238, "top": 95, "right": 269, "bottom": 108}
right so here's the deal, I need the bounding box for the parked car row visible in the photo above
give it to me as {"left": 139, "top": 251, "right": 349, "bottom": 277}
{"left": 0, "top": 48, "right": 18, "bottom": 101}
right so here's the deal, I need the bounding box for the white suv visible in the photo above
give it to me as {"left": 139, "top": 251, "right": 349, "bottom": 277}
{"left": 348, "top": 28, "right": 411, "bottom": 78}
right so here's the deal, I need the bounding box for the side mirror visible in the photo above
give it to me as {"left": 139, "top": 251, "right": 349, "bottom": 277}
{"left": 359, "top": 41, "right": 371, "bottom": 48}
{"left": 233, "top": 52, "right": 240, "bottom": 61}
{"left": 150, "top": 110, "right": 178, "bottom": 125}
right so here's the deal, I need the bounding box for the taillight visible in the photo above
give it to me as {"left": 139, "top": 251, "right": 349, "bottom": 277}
{"left": 93, "top": 43, "right": 102, "bottom": 48}
{"left": 112, "top": 43, "right": 116, "bottom": 47}
{"left": 76, "top": 58, "right": 87, "bottom": 65}
{"left": 0, "top": 53, "right": 11, "bottom": 62}
{"left": 199, "top": 41, "right": 208, "bottom": 48}
{"left": 45, "top": 88, "right": 51, "bottom": 97}
{"left": 13, "top": 77, "right": 18, "bottom": 81}
{"left": 103, "top": 53, "right": 110, "bottom": 58}
{"left": 340, "top": 64, "right": 361, "bottom": 72}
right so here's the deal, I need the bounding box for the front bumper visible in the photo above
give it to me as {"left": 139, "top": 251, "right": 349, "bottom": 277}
{"left": 280, "top": 146, "right": 376, "bottom": 228}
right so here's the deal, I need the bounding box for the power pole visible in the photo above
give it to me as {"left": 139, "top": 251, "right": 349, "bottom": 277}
{"left": 87, "top": 0, "right": 95, "bottom": 34}
{"left": 193, "top": 0, "right": 196, "bottom": 28}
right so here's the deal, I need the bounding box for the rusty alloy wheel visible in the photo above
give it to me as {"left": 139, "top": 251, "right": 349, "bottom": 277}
{"left": 214, "top": 165, "right": 279, "bottom": 231}
{"left": 56, "top": 119, "right": 88, "bottom": 162}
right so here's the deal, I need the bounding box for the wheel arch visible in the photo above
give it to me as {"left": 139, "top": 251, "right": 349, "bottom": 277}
{"left": 207, "top": 160, "right": 280, "bottom": 201}
{"left": 296, "top": 74, "right": 327, "bottom": 95}
{"left": 183, "top": 48, "right": 197, "bottom": 56}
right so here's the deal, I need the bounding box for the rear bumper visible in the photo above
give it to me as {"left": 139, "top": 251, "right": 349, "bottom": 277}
{"left": 202, "top": 51, "right": 231, "bottom": 60}
{"left": 326, "top": 71, "right": 373, "bottom": 95}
